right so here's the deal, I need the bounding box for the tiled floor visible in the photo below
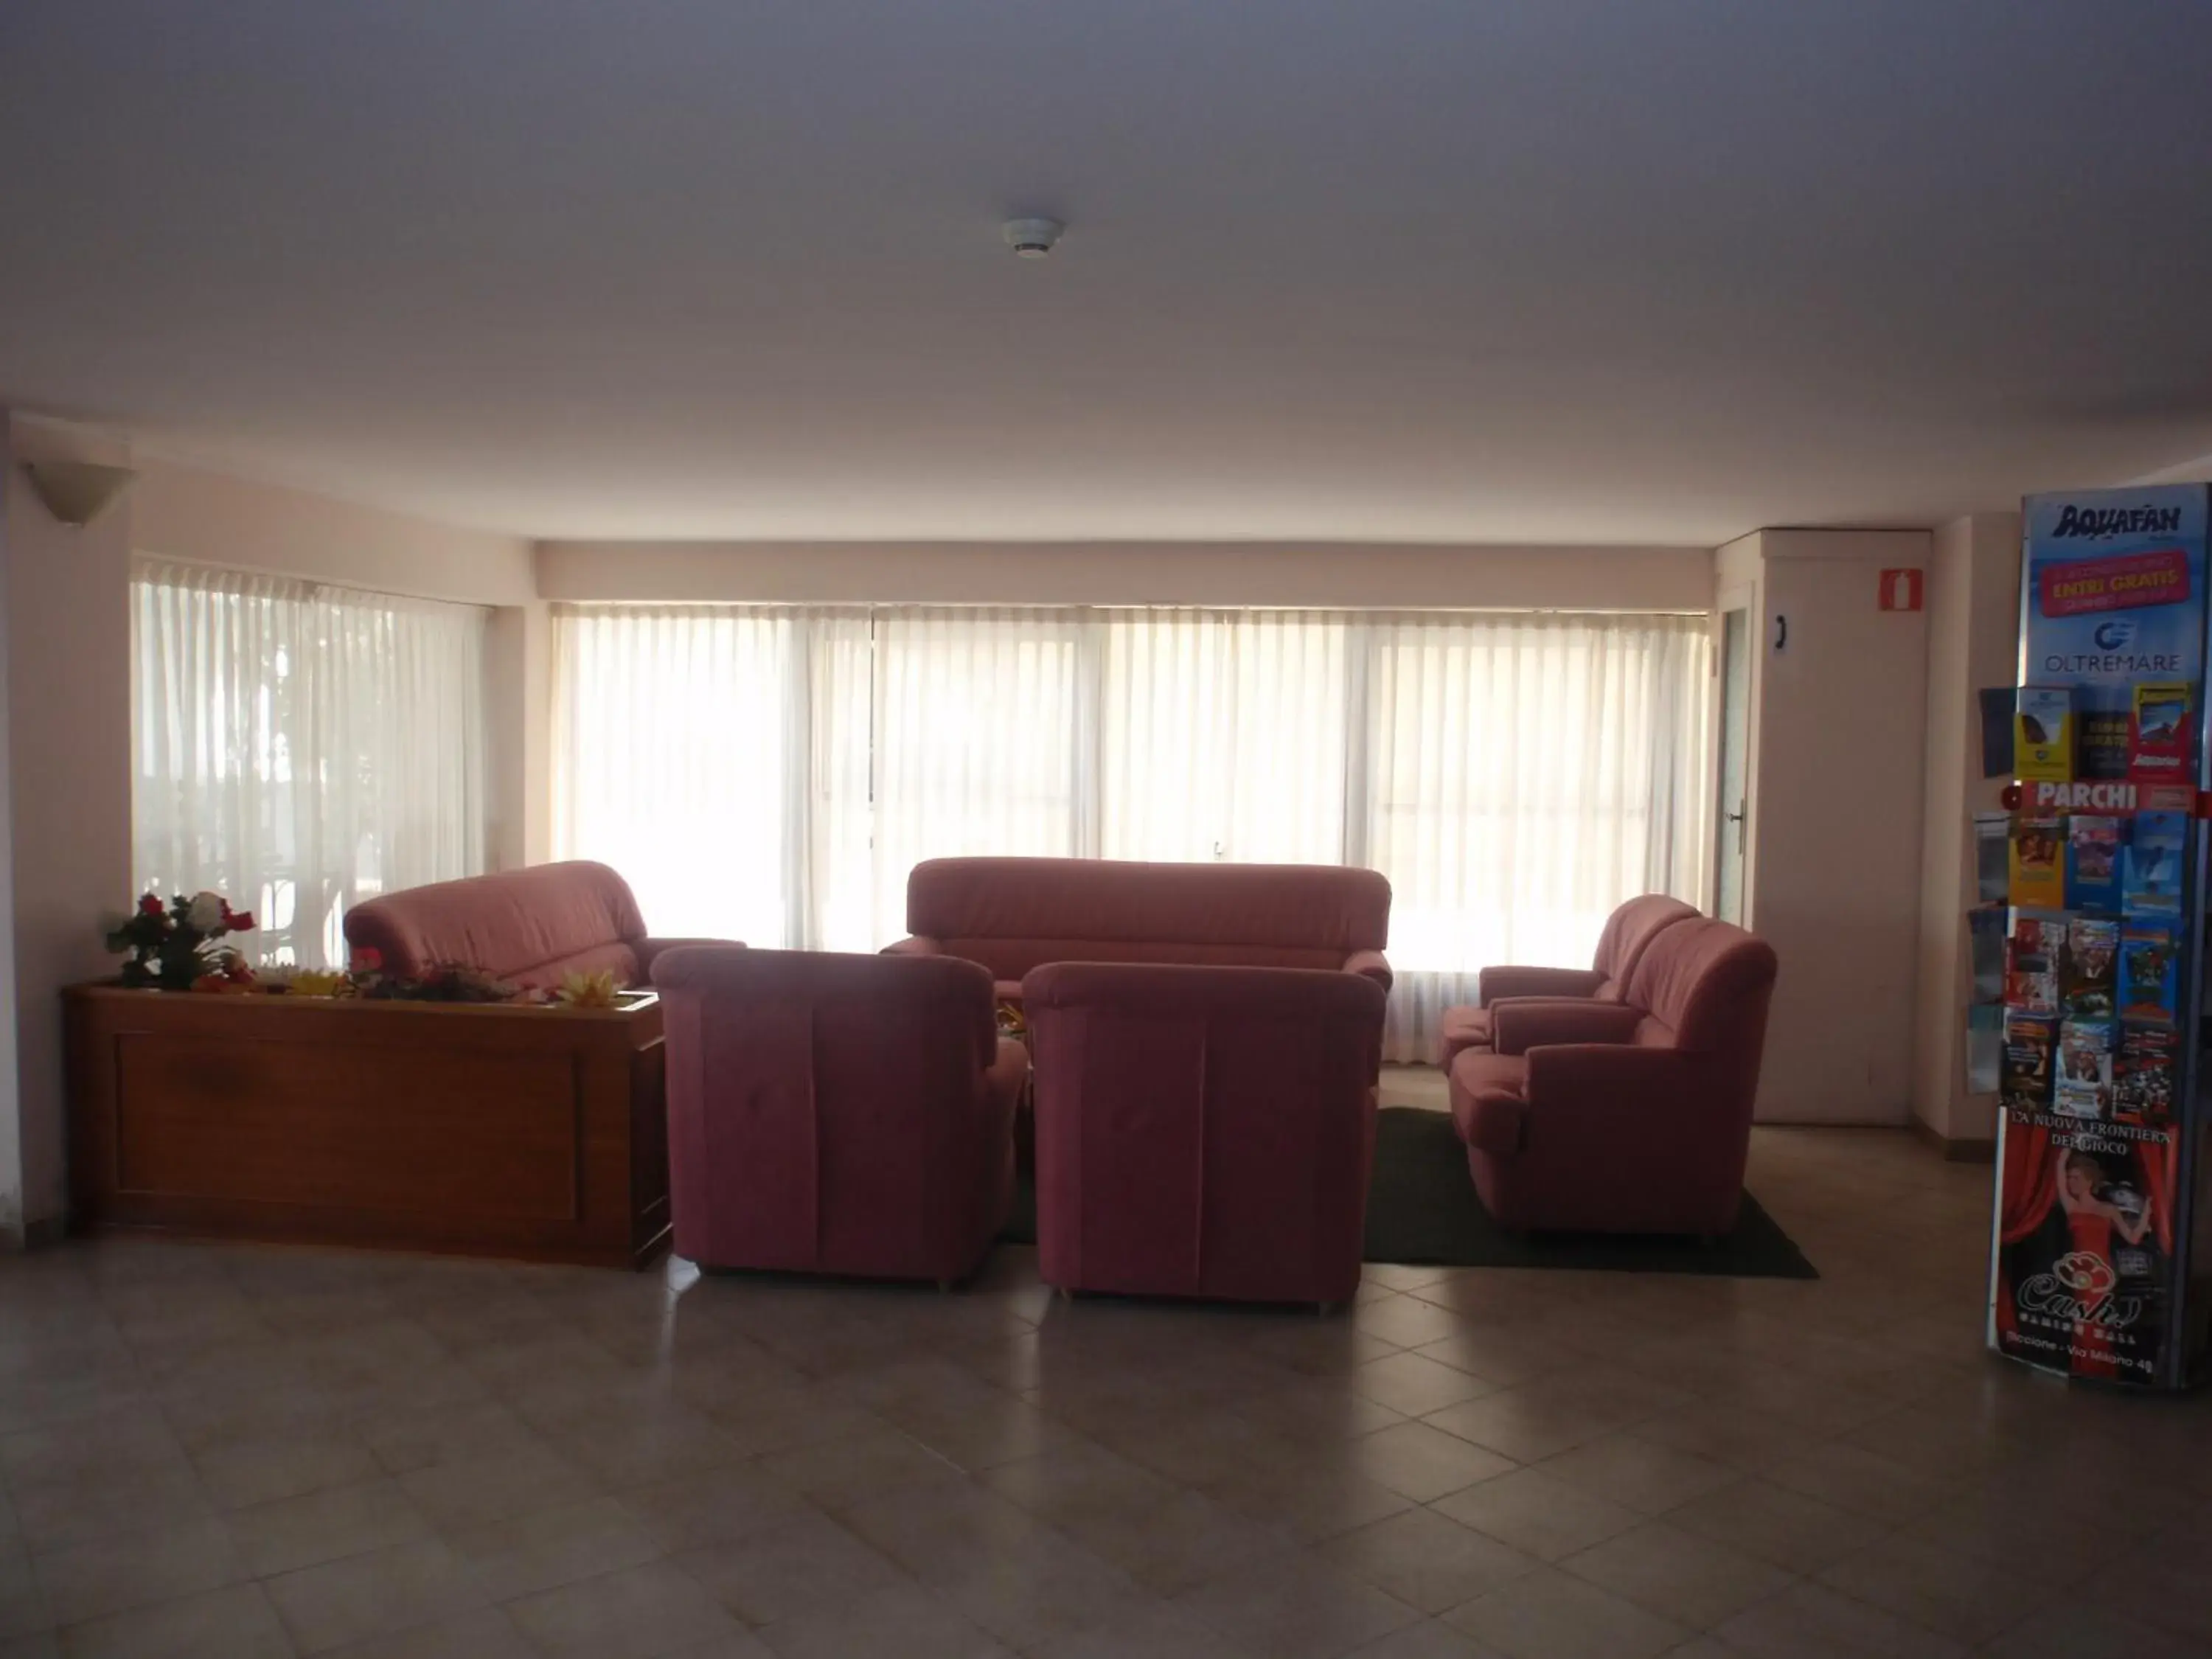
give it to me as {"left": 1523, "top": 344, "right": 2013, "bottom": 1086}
{"left": 2, "top": 1074, "right": 2208, "bottom": 1658}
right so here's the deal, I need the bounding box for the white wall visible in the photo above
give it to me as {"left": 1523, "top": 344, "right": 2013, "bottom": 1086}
{"left": 538, "top": 539, "right": 1714, "bottom": 611}
{"left": 3, "top": 423, "right": 540, "bottom": 1239}
{"left": 1910, "top": 513, "right": 2020, "bottom": 1149}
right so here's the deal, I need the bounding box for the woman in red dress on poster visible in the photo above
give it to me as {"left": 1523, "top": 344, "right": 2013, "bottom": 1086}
{"left": 2053, "top": 1146, "right": 2152, "bottom": 1376}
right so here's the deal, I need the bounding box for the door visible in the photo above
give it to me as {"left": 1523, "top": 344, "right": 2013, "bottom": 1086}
{"left": 1715, "top": 605, "right": 1750, "bottom": 924}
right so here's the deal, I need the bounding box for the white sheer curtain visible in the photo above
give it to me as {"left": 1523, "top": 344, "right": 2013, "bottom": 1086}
{"left": 552, "top": 606, "right": 808, "bottom": 950}
{"left": 548, "top": 604, "right": 1711, "bottom": 1059}
{"left": 1366, "top": 612, "right": 1711, "bottom": 1058}
{"left": 131, "top": 562, "right": 485, "bottom": 969}
{"left": 1100, "top": 611, "right": 1349, "bottom": 863}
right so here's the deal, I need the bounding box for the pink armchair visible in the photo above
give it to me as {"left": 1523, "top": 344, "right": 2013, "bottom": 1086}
{"left": 1446, "top": 917, "right": 1778, "bottom": 1236}
{"left": 343, "top": 860, "right": 731, "bottom": 989}
{"left": 651, "top": 947, "right": 1026, "bottom": 1284}
{"left": 1436, "top": 894, "right": 1699, "bottom": 1067}
{"left": 1024, "top": 961, "right": 1385, "bottom": 1307}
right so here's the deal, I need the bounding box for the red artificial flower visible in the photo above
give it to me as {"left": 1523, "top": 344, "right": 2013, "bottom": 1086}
{"left": 349, "top": 946, "right": 383, "bottom": 973}
{"left": 229, "top": 911, "right": 256, "bottom": 932}
{"left": 138, "top": 894, "right": 166, "bottom": 917}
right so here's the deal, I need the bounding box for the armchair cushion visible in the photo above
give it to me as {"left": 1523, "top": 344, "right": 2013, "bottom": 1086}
{"left": 1447, "top": 1052, "right": 1529, "bottom": 1155}
{"left": 1489, "top": 999, "right": 1644, "bottom": 1056}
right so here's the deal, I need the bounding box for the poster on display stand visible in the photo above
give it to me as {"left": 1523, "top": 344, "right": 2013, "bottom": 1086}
{"left": 1990, "top": 485, "right": 2210, "bottom": 1389}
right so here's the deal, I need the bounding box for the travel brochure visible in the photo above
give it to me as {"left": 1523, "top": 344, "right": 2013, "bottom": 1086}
{"left": 1992, "top": 483, "right": 2207, "bottom": 1389}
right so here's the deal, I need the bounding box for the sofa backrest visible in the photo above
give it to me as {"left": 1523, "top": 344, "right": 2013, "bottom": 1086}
{"left": 342, "top": 860, "right": 649, "bottom": 988}
{"left": 1593, "top": 894, "right": 1702, "bottom": 997}
{"left": 907, "top": 857, "right": 1391, "bottom": 978}
{"left": 1624, "top": 917, "right": 1779, "bottom": 1059}
{"left": 652, "top": 948, "right": 1000, "bottom": 1271}
{"left": 1023, "top": 961, "right": 1385, "bottom": 1301}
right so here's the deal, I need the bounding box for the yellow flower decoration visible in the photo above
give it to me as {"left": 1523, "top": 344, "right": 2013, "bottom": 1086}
{"left": 555, "top": 969, "right": 622, "bottom": 1009}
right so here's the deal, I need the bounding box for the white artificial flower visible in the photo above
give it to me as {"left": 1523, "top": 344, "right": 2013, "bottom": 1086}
{"left": 186, "top": 892, "right": 227, "bottom": 932}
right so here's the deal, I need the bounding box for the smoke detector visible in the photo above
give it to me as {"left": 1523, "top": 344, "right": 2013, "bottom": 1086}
{"left": 1002, "top": 216, "right": 1065, "bottom": 259}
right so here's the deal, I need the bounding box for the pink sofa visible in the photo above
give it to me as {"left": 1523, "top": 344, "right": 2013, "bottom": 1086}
{"left": 1025, "top": 961, "right": 1385, "bottom": 1307}
{"left": 652, "top": 947, "right": 1027, "bottom": 1284}
{"left": 889, "top": 857, "right": 1393, "bottom": 1004}
{"left": 1447, "top": 917, "right": 1777, "bottom": 1235}
{"left": 342, "top": 861, "right": 723, "bottom": 990}
{"left": 1436, "top": 894, "right": 1699, "bottom": 1067}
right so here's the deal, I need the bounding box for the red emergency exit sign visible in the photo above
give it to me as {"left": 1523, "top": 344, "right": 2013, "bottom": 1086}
{"left": 1879, "top": 568, "right": 1923, "bottom": 611}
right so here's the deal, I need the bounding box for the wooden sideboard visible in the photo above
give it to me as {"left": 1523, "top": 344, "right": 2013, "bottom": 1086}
{"left": 65, "top": 985, "right": 670, "bottom": 1268}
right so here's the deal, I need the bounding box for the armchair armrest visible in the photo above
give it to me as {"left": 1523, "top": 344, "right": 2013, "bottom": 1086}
{"left": 636, "top": 936, "right": 742, "bottom": 978}
{"left": 1342, "top": 950, "right": 1393, "bottom": 991}
{"left": 883, "top": 935, "right": 945, "bottom": 958}
{"left": 1490, "top": 999, "right": 1643, "bottom": 1056}
{"left": 1478, "top": 964, "right": 1607, "bottom": 1005}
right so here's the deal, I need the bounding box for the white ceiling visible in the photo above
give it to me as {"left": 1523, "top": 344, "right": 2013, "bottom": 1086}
{"left": 3, "top": 1, "right": 2210, "bottom": 544}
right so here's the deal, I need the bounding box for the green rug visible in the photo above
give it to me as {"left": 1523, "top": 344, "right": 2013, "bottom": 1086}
{"left": 1001, "top": 1106, "right": 1816, "bottom": 1280}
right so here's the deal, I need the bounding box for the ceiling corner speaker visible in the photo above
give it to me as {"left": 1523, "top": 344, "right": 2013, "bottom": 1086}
{"left": 21, "top": 459, "right": 136, "bottom": 527}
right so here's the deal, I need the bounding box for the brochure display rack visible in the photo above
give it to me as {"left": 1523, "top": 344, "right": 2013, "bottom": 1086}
{"left": 1990, "top": 484, "right": 2210, "bottom": 1388}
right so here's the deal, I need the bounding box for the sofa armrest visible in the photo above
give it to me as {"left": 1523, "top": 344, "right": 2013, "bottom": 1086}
{"left": 636, "top": 936, "right": 742, "bottom": 978}
{"left": 1478, "top": 964, "right": 1607, "bottom": 1005}
{"left": 1490, "top": 999, "right": 1644, "bottom": 1056}
{"left": 883, "top": 935, "right": 945, "bottom": 958}
{"left": 1342, "top": 950, "right": 1394, "bottom": 992}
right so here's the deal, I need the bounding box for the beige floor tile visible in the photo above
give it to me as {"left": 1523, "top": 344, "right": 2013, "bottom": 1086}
{"left": 394, "top": 1439, "right": 602, "bottom": 1531}
{"left": 754, "top": 1582, "right": 1014, "bottom": 1659}
{"left": 1441, "top": 1565, "right": 1689, "bottom": 1659}
{"left": 672, "top": 1507, "right": 906, "bottom": 1624}
{"left": 1059, "top": 1486, "right": 1295, "bottom": 1596}
{"left": 1175, "top": 1552, "right": 1421, "bottom": 1659}
{"left": 1419, "top": 1390, "right": 1621, "bottom": 1466}
{"left": 1351, "top": 1353, "right": 1497, "bottom": 1418}
{"left": 1353, "top": 1297, "right": 1470, "bottom": 1352}
{"left": 752, "top": 1427, "right": 964, "bottom": 1511}
{"left": 320, "top": 1607, "right": 538, "bottom": 1658}
{"left": 1814, "top": 1533, "right": 2051, "bottom": 1646}
{"left": 31, "top": 1516, "right": 244, "bottom": 1629}
{"left": 542, "top": 1407, "right": 746, "bottom": 1492}
{"left": 1983, "top": 1603, "right": 2212, "bottom": 1659}
{"left": 1231, "top": 1382, "right": 1408, "bottom": 1444}
{"left": 1318, "top": 1507, "right": 1543, "bottom": 1614}
{"left": 0, "top": 1547, "right": 46, "bottom": 1642}
{"left": 1205, "top": 1458, "right": 1417, "bottom": 1544}
{"left": 0, "top": 1632, "right": 58, "bottom": 1659}
{"left": 192, "top": 1426, "right": 383, "bottom": 1511}
{"left": 614, "top": 1467, "right": 811, "bottom": 1553}
{"left": 1031, "top": 1599, "right": 1261, "bottom": 1658}
{"left": 1431, "top": 1468, "right": 1643, "bottom": 1564}
{"left": 1347, "top": 1422, "right": 1517, "bottom": 1503}
{"left": 264, "top": 1537, "right": 487, "bottom": 1654}
{"left": 447, "top": 1494, "right": 667, "bottom": 1602}
{"left": 1555, "top": 1520, "right": 1795, "bottom": 1628}
{"left": 9, "top": 1460, "right": 215, "bottom": 1552}
{"left": 226, "top": 1478, "right": 436, "bottom": 1579}
{"left": 1534, "top": 1434, "right": 1741, "bottom": 1515}
{"left": 1707, "top": 1580, "right": 1973, "bottom": 1658}
{"left": 501, "top": 1559, "right": 749, "bottom": 1659}
{"left": 1340, "top": 1620, "right": 1508, "bottom": 1658}
{"left": 1762, "top": 1441, "right": 1963, "bottom": 1526}
{"left": 354, "top": 1399, "right": 538, "bottom": 1478}
{"left": 58, "top": 1582, "right": 292, "bottom": 1659}
{"left": 979, "top": 1438, "right": 1178, "bottom": 1528}
{"left": 1664, "top": 1475, "right": 1889, "bottom": 1575}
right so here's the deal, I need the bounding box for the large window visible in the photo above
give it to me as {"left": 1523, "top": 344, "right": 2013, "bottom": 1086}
{"left": 131, "top": 563, "right": 487, "bottom": 968}
{"left": 552, "top": 604, "right": 1709, "bottom": 1058}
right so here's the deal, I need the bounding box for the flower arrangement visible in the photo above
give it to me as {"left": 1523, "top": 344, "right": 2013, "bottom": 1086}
{"left": 554, "top": 969, "right": 622, "bottom": 1009}
{"left": 104, "top": 891, "right": 257, "bottom": 992}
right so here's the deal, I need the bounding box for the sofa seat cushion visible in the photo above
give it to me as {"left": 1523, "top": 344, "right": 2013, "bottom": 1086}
{"left": 1447, "top": 1052, "right": 1528, "bottom": 1156}
{"left": 1437, "top": 1005, "right": 1492, "bottom": 1064}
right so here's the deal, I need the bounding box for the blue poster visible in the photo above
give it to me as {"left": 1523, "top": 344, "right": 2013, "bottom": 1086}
{"left": 2023, "top": 487, "right": 2208, "bottom": 782}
